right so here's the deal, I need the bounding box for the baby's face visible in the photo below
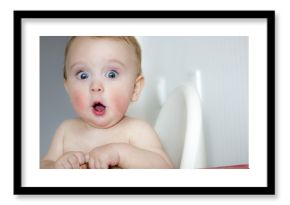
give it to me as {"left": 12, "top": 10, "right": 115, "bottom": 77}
{"left": 64, "top": 37, "right": 142, "bottom": 128}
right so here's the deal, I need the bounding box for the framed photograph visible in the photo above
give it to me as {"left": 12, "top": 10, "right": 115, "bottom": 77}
{"left": 14, "top": 10, "right": 275, "bottom": 195}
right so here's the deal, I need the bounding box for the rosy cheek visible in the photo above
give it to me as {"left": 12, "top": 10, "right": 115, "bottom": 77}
{"left": 111, "top": 91, "right": 130, "bottom": 114}
{"left": 70, "top": 92, "right": 86, "bottom": 111}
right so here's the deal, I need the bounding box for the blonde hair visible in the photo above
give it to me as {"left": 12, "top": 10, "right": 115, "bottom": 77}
{"left": 63, "top": 36, "right": 142, "bottom": 80}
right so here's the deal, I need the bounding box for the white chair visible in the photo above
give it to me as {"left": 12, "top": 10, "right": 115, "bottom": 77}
{"left": 155, "top": 82, "right": 207, "bottom": 169}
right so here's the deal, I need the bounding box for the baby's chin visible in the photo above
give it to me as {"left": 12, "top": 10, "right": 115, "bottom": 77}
{"left": 84, "top": 117, "right": 124, "bottom": 129}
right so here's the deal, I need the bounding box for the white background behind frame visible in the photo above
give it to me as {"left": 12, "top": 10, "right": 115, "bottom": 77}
{"left": 22, "top": 18, "right": 267, "bottom": 187}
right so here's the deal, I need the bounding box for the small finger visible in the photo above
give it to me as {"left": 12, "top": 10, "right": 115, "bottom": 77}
{"left": 94, "top": 159, "right": 101, "bottom": 169}
{"left": 88, "top": 158, "right": 95, "bottom": 169}
{"left": 62, "top": 161, "right": 72, "bottom": 169}
{"left": 85, "top": 153, "right": 90, "bottom": 163}
{"left": 74, "top": 152, "right": 86, "bottom": 165}
{"left": 100, "top": 161, "right": 109, "bottom": 169}
{"left": 68, "top": 156, "right": 79, "bottom": 169}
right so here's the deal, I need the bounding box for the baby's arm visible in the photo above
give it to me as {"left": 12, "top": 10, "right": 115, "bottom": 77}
{"left": 87, "top": 120, "right": 173, "bottom": 169}
{"left": 120, "top": 120, "right": 173, "bottom": 168}
{"left": 40, "top": 121, "right": 87, "bottom": 169}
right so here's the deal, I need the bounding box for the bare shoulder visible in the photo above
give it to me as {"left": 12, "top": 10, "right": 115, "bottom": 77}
{"left": 123, "top": 116, "right": 156, "bottom": 135}
{"left": 122, "top": 116, "right": 152, "bottom": 128}
{"left": 60, "top": 118, "right": 86, "bottom": 134}
{"left": 61, "top": 118, "right": 83, "bottom": 128}
{"left": 41, "top": 118, "right": 82, "bottom": 161}
{"left": 123, "top": 116, "right": 161, "bottom": 146}
{"left": 50, "top": 119, "right": 80, "bottom": 140}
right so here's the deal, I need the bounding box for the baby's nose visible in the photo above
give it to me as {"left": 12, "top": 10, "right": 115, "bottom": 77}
{"left": 90, "top": 81, "right": 104, "bottom": 93}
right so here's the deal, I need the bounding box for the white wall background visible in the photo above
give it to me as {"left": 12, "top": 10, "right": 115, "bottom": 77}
{"left": 2, "top": 0, "right": 290, "bottom": 204}
{"left": 127, "top": 36, "right": 248, "bottom": 167}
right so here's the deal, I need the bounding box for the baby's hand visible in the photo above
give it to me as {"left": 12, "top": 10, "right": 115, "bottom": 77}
{"left": 54, "top": 151, "right": 87, "bottom": 169}
{"left": 87, "top": 144, "right": 120, "bottom": 169}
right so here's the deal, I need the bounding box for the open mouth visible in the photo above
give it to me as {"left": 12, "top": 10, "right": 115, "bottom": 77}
{"left": 92, "top": 102, "right": 106, "bottom": 116}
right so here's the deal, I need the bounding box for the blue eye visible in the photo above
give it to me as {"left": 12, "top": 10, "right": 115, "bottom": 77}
{"left": 105, "top": 70, "right": 119, "bottom": 79}
{"left": 77, "top": 71, "right": 89, "bottom": 80}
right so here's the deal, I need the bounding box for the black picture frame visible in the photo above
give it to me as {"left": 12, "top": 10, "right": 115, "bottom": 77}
{"left": 14, "top": 10, "right": 275, "bottom": 195}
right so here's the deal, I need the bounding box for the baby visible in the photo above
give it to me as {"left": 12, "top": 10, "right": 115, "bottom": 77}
{"left": 40, "top": 36, "right": 173, "bottom": 169}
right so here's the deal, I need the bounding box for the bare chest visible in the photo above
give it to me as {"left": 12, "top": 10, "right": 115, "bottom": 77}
{"left": 63, "top": 128, "right": 130, "bottom": 154}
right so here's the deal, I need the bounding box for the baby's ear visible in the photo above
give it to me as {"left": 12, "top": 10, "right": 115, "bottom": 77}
{"left": 131, "top": 75, "right": 144, "bottom": 102}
